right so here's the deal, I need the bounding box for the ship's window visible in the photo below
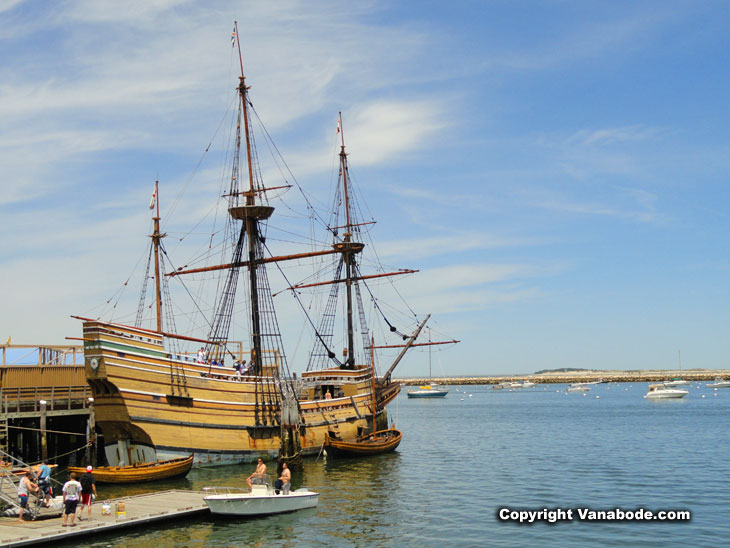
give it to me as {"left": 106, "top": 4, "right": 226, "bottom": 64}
{"left": 117, "top": 352, "right": 125, "bottom": 357}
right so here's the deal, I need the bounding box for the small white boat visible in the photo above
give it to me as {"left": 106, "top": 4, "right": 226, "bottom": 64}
{"left": 570, "top": 380, "right": 602, "bottom": 387}
{"left": 664, "top": 379, "right": 691, "bottom": 386}
{"left": 521, "top": 381, "right": 536, "bottom": 389}
{"left": 203, "top": 480, "right": 319, "bottom": 516}
{"left": 706, "top": 378, "right": 730, "bottom": 389}
{"left": 566, "top": 385, "right": 591, "bottom": 393}
{"left": 644, "top": 384, "right": 688, "bottom": 399}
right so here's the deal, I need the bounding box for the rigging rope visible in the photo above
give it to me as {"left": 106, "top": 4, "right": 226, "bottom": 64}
{"left": 263, "top": 242, "right": 342, "bottom": 367}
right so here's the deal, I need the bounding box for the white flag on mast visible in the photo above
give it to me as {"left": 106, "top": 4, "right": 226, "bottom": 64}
{"left": 149, "top": 185, "right": 156, "bottom": 209}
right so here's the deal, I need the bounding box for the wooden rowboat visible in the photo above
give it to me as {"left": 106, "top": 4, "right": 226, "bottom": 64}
{"left": 324, "top": 428, "right": 402, "bottom": 458}
{"left": 68, "top": 455, "right": 193, "bottom": 484}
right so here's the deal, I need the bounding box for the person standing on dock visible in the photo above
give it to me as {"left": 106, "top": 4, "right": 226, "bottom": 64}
{"left": 246, "top": 458, "right": 267, "bottom": 488}
{"left": 61, "top": 472, "right": 82, "bottom": 527}
{"left": 16, "top": 471, "right": 38, "bottom": 523}
{"left": 78, "top": 465, "right": 97, "bottom": 520}
{"left": 37, "top": 460, "right": 52, "bottom": 508}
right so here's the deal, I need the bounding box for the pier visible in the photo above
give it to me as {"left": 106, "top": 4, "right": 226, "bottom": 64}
{"left": 0, "top": 490, "right": 208, "bottom": 547}
{"left": 0, "top": 344, "right": 94, "bottom": 465}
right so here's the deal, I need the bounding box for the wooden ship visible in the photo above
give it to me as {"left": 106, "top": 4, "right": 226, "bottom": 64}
{"left": 72, "top": 24, "right": 429, "bottom": 468}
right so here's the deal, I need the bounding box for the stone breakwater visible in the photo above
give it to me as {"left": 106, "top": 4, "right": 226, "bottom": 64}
{"left": 397, "top": 370, "right": 730, "bottom": 386}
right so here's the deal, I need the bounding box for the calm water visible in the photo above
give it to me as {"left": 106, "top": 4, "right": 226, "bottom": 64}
{"left": 54, "top": 382, "right": 730, "bottom": 547}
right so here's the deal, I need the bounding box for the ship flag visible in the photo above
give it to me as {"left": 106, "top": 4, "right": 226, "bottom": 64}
{"left": 231, "top": 26, "right": 236, "bottom": 47}
{"left": 149, "top": 185, "right": 156, "bottom": 209}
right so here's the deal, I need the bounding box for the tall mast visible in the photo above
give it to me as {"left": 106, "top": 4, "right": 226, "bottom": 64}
{"left": 333, "top": 113, "right": 364, "bottom": 369}
{"left": 229, "top": 20, "right": 273, "bottom": 373}
{"left": 151, "top": 180, "right": 164, "bottom": 333}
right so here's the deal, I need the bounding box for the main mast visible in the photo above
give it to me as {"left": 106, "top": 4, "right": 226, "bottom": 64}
{"left": 224, "top": 21, "right": 275, "bottom": 374}
{"left": 334, "top": 113, "right": 364, "bottom": 369}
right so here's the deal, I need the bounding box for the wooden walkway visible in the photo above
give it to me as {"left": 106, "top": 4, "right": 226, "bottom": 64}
{"left": 0, "top": 490, "right": 209, "bottom": 547}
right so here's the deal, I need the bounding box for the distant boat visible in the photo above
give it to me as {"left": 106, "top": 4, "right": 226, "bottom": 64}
{"left": 407, "top": 328, "right": 450, "bottom": 399}
{"left": 644, "top": 384, "right": 688, "bottom": 399}
{"left": 566, "top": 385, "right": 591, "bottom": 393}
{"left": 664, "top": 379, "right": 690, "bottom": 386}
{"left": 407, "top": 385, "right": 449, "bottom": 398}
{"left": 665, "top": 350, "right": 690, "bottom": 385}
{"left": 570, "top": 380, "right": 602, "bottom": 387}
{"left": 706, "top": 378, "right": 730, "bottom": 388}
{"left": 68, "top": 455, "right": 193, "bottom": 484}
{"left": 203, "top": 480, "right": 319, "bottom": 516}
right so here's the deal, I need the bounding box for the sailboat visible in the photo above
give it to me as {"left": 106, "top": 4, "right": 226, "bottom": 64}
{"left": 407, "top": 329, "right": 451, "bottom": 398}
{"left": 664, "top": 350, "right": 690, "bottom": 386}
{"left": 71, "top": 24, "right": 429, "bottom": 468}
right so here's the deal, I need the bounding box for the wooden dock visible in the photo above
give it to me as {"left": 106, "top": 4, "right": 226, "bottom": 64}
{"left": 0, "top": 490, "right": 209, "bottom": 547}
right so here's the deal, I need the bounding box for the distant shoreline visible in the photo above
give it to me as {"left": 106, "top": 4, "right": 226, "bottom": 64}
{"left": 396, "top": 369, "right": 730, "bottom": 385}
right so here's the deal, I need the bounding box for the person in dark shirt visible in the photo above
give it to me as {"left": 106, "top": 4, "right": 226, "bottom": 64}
{"left": 78, "top": 466, "right": 97, "bottom": 521}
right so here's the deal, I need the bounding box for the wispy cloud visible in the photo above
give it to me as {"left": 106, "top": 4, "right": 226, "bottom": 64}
{"left": 524, "top": 186, "right": 662, "bottom": 225}
{"left": 377, "top": 234, "right": 537, "bottom": 261}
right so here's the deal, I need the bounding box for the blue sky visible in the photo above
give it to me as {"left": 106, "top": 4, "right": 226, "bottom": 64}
{"left": 1, "top": 1, "right": 729, "bottom": 376}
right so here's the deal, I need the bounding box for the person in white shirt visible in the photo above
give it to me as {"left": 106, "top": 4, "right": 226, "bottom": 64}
{"left": 61, "top": 472, "right": 83, "bottom": 527}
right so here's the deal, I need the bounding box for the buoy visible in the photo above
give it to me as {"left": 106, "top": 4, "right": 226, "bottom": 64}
{"left": 595, "top": 395, "right": 600, "bottom": 399}
{"left": 701, "top": 394, "right": 706, "bottom": 398}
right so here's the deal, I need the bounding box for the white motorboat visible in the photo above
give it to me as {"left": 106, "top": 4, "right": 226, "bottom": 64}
{"left": 706, "top": 378, "right": 730, "bottom": 389}
{"left": 521, "top": 381, "right": 536, "bottom": 389}
{"left": 644, "top": 384, "right": 688, "bottom": 399}
{"left": 203, "top": 480, "right": 319, "bottom": 516}
{"left": 566, "top": 385, "right": 591, "bottom": 393}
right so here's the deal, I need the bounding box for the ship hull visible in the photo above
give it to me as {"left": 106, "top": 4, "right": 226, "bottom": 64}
{"left": 82, "top": 320, "right": 400, "bottom": 467}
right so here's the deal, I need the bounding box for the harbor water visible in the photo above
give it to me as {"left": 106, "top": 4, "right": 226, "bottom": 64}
{"left": 52, "top": 382, "right": 730, "bottom": 547}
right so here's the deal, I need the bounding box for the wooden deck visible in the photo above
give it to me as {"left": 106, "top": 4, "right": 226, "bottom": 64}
{"left": 0, "top": 490, "right": 209, "bottom": 547}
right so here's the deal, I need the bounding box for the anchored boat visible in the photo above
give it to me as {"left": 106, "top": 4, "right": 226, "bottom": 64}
{"left": 68, "top": 455, "right": 193, "bottom": 484}
{"left": 73, "top": 24, "right": 432, "bottom": 468}
{"left": 407, "top": 329, "right": 454, "bottom": 399}
{"left": 644, "top": 384, "right": 689, "bottom": 399}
